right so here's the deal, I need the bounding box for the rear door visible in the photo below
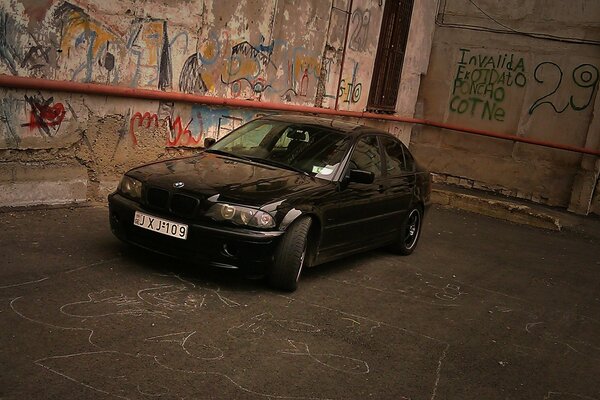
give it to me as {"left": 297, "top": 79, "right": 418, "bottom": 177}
{"left": 379, "top": 136, "right": 416, "bottom": 234}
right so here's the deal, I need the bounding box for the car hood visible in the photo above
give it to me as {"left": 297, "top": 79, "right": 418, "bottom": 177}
{"left": 127, "top": 152, "right": 329, "bottom": 208}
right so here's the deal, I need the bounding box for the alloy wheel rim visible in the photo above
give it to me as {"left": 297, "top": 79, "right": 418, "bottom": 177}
{"left": 296, "top": 246, "right": 306, "bottom": 282}
{"left": 404, "top": 209, "right": 421, "bottom": 250}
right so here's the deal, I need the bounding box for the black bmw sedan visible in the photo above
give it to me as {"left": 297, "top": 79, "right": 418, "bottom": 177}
{"left": 109, "top": 115, "right": 431, "bottom": 291}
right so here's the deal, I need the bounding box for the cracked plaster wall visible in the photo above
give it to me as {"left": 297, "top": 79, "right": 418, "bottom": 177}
{"left": 0, "top": 0, "right": 437, "bottom": 207}
{"left": 411, "top": 0, "right": 600, "bottom": 214}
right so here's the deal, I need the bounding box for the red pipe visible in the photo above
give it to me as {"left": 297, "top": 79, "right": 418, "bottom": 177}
{"left": 1, "top": 74, "right": 599, "bottom": 157}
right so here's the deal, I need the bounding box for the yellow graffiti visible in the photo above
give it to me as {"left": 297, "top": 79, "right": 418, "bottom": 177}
{"left": 200, "top": 42, "right": 217, "bottom": 62}
{"left": 293, "top": 55, "right": 321, "bottom": 80}
{"left": 60, "top": 10, "right": 118, "bottom": 56}
{"left": 138, "top": 21, "right": 163, "bottom": 67}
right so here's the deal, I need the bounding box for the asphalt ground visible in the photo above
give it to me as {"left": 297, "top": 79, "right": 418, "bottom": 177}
{"left": 1, "top": 205, "right": 599, "bottom": 400}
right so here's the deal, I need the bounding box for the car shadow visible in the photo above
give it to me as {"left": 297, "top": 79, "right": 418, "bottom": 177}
{"left": 108, "top": 239, "right": 397, "bottom": 293}
{"left": 113, "top": 242, "right": 260, "bottom": 293}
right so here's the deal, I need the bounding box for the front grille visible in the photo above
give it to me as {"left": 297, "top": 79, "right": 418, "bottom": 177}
{"left": 147, "top": 188, "right": 169, "bottom": 210}
{"left": 171, "top": 194, "right": 198, "bottom": 217}
{"left": 144, "top": 186, "right": 199, "bottom": 218}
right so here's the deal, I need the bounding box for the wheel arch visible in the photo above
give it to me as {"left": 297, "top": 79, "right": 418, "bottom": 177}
{"left": 279, "top": 208, "right": 321, "bottom": 268}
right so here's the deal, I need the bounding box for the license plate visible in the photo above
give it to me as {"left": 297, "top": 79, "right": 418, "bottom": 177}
{"left": 133, "top": 211, "right": 188, "bottom": 240}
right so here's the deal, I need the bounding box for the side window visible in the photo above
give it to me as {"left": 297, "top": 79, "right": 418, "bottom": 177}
{"left": 350, "top": 136, "right": 382, "bottom": 178}
{"left": 381, "top": 137, "right": 405, "bottom": 176}
{"left": 402, "top": 144, "right": 415, "bottom": 172}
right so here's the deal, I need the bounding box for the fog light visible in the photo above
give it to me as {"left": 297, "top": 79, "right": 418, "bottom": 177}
{"left": 222, "top": 243, "right": 238, "bottom": 258}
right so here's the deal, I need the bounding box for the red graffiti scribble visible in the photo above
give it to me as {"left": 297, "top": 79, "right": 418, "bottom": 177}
{"left": 167, "top": 116, "right": 201, "bottom": 147}
{"left": 23, "top": 95, "right": 66, "bottom": 136}
{"left": 299, "top": 68, "right": 308, "bottom": 96}
{"left": 30, "top": 103, "right": 65, "bottom": 128}
{"left": 129, "top": 112, "right": 159, "bottom": 145}
{"left": 128, "top": 112, "right": 200, "bottom": 147}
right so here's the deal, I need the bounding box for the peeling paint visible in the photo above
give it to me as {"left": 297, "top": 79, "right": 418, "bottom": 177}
{"left": 0, "top": 0, "right": 432, "bottom": 208}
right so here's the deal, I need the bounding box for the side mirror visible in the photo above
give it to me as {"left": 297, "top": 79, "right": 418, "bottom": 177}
{"left": 204, "top": 137, "right": 216, "bottom": 148}
{"left": 348, "top": 169, "right": 375, "bottom": 184}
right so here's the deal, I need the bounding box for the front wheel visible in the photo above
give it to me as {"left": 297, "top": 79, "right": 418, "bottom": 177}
{"left": 391, "top": 207, "right": 422, "bottom": 255}
{"left": 269, "top": 217, "right": 312, "bottom": 292}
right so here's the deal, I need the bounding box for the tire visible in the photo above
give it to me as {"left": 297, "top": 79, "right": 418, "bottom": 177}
{"left": 392, "top": 206, "right": 422, "bottom": 255}
{"left": 269, "top": 217, "right": 312, "bottom": 292}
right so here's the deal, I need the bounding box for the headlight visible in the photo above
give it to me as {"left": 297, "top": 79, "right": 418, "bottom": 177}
{"left": 206, "top": 203, "right": 275, "bottom": 229}
{"left": 118, "top": 176, "right": 142, "bottom": 200}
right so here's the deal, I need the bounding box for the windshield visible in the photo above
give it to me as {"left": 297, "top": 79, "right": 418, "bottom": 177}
{"left": 208, "top": 119, "right": 351, "bottom": 180}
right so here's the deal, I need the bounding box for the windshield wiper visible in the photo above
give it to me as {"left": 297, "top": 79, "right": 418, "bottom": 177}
{"left": 205, "top": 149, "right": 252, "bottom": 162}
{"left": 245, "top": 156, "right": 310, "bottom": 176}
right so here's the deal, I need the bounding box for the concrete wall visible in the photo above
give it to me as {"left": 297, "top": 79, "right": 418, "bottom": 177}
{"left": 411, "top": 0, "right": 600, "bottom": 213}
{"left": 0, "top": 0, "right": 435, "bottom": 207}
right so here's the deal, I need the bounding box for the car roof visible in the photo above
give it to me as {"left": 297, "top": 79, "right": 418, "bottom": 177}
{"left": 258, "top": 114, "right": 383, "bottom": 136}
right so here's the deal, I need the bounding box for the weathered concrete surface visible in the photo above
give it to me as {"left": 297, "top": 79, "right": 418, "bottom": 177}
{"left": 411, "top": 0, "right": 600, "bottom": 213}
{"left": 432, "top": 182, "right": 600, "bottom": 236}
{"left": 1, "top": 205, "right": 599, "bottom": 399}
{"left": 432, "top": 187, "right": 563, "bottom": 231}
{"left": 0, "top": 162, "right": 88, "bottom": 207}
{"left": 0, "top": 0, "right": 438, "bottom": 209}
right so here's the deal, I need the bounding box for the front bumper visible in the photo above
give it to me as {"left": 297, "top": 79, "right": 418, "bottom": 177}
{"left": 108, "top": 193, "right": 284, "bottom": 270}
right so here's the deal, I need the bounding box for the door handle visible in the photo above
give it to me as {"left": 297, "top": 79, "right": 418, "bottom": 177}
{"left": 378, "top": 185, "right": 386, "bottom": 193}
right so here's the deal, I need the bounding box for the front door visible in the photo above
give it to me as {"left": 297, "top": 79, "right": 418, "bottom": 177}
{"left": 319, "top": 135, "right": 388, "bottom": 261}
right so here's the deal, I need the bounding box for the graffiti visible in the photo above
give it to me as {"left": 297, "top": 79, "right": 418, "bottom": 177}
{"left": 54, "top": 2, "right": 120, "bottom": 83}
{"left": 450, "top": 48, "right": 526, "bottom": 121}
{"left": 216, "top": 115, "right": 244, "bottom": 138}
{"left": 1, "top": 4, "right": 341, "bottom": 104}
{"left": 53, "top": 2, "right": 185, "bottom": 89}
{"left": 129, "top": 112, "right": 159, "bottom": 145}
{"left": 528, "top": 63, "right": 599, "bottom": 115}
{"left": 97, "top": 41, "right": 115, "bottom": 74}
{"left": 179, "top": 54, "right": 208, "bottom": 94}
{"left": 128, "top": 111, "right": 201, "bottom": 147}
{"left": 221, "top": 38, "right": 276, "bottom": 98}
{"left": 349, "top": 9, "right": 371, "bottom": 52}
{"left": 0, "top": 10, "right": 53, "bottom": 75}
{"left": 0, "top": 98, "right": 20, "bottom": 146}
{"left": 190, "top": 105, "right": 265, "bottom": 141}
{"left": 315, "top": 45, "right": 339, "bottom": 106}
{"left": 226, "top": 40, "right": 274, "bottom": 79}
{"left": 338, "top": 62, "right": 362, "bottom": 104}
{"left": 124, "top": 18, "right": 182, "bottom": 89}
{"left": 338, "top": 80, "right": 362, "bottom": 103}
{"left": 230, "top": 40, "right": 274, "bottom": 69}
{"left": 299, "top": 68, "right": 309, "bottom": 96}
{"left": 158, "top": 21, "right": 173, "bottom": 91}
{"left": 166, "top": 116, "right": 199, "bottom": 147}
{"left": 21, "top": 45, "right": 51, "bottom": 71}
{"left": 223, "top": 76, "right": 272, "bottom": 99}
{"left": 0, "top": 11, "right": 20, "bottom": 75}
{"left": 0, "top": 2, "right": 377, "bottom": 114}
{"left": 434, "top": 284, "right": 466, "bottom": 302}
{"left": 21, "top": 95, "right": 66, "bottom": 136}
{"left": 282, "top": 47, "right": 323, "bottom": 101}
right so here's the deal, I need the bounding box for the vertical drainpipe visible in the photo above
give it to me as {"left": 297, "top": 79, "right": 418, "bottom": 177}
{"left": 334, "top": 0, "right": 354, "bottom": 111}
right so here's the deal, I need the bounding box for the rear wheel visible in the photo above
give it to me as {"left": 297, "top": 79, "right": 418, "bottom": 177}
{"left": 269, "top": 217, "right": 311, "bottom": 292}
{"left": 391, "top": 206, "right": 422, "bottom": 255}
